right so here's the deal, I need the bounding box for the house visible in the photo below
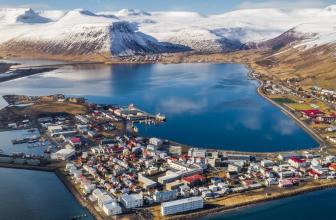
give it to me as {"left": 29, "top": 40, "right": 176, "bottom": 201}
{"left": 327, "top": 136, "right": 336, "bottom": 144}
{"left": 279, "top": 179, "right": 295, "bottom": 188}
{"left": 153, "top": 190, "right": 178, "bottom": 203}
{"left": 98, "top": 194, "right": 115, "bottom": 208}
{"left": 227, "top": 164, "right": 242, "bottom": 172}
{"left": 301, "top": 109, "right": 324, "bottom": 119}
{"left": 329, "top": 163, "right": 336, "bottom": 171}
{"left": 166, "top": 181, "right": 185, "bottom": 191}
{"left": 69, "top": 137, "right": 81, "bottom": 147}
{"left": 138, "top": 173, "right": 157, "bottom": 190}
{"left": 317, "top": 116, "right": 336, "bottom": 123}
{"left": 288, "top": 157, "right": 309, "bottom": 168}
{"left": 261, "top": 160, "right": 274, "bottom": 168}
{"left": 182, "top": 174, "right": 206, "bottom": 187}
{"left": 149, "top": 137, "right": 163, "bottom": 147}
{"left": 265, "top": 178, "right": 278, "bottom": 186}
{"left": 102, "top": 202, "right": 122, "bottom": 216}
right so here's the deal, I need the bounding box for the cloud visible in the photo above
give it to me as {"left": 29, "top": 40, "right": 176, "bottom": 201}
{"left": 159, "top": 97, "right": 207, "bottom": 115}
{"left": 237, "top": 0, "right": 329, "bottom": 10}
{"left": 0, "top": 3, "right": 51, "bottom": 9}
{"left": 272, "top": 115, "right": 299, "bottom": 135}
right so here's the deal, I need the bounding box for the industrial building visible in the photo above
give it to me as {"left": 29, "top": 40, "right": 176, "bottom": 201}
{"left": 50, "top": 148, "right": 75, "bottom": 160}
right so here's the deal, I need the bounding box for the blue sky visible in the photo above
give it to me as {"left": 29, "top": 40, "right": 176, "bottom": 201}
{"left": 0, "top": 0, "right": 335, "bottom": 14}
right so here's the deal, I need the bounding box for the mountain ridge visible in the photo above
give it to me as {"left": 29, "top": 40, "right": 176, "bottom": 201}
{"left": 0, "top": 6, "right": 335, "bottom": 58}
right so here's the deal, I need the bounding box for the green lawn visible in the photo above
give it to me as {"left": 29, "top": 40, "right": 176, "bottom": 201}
{"left": 286, "top": 103, "right": 312, "bottom": 111}
{"left": 271, "top": 98, "right": 296, "bottom": 104}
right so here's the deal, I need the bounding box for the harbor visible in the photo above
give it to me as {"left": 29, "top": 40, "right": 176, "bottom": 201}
{"left": 0, "top": 87, "right": 334, "bottom": 220}
{"left": 0, "top": 62, "right": 334, "bottom": 220}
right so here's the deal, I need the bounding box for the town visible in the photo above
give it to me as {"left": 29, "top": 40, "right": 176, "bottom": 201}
{"left": 0, "top": 87, "right": 336, "bottom": 220}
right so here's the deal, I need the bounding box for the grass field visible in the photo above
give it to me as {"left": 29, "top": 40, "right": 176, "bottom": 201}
{"left": 286, "top": 103, "right": 312, "bottom": 111}
{"left": 271, "top": 98, "right": 296, "bottom": 104}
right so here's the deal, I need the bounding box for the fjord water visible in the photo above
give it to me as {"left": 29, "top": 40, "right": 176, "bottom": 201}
{"left": 204, "top": 188, "right": 336, "bottom": 220}
{"left": 0, "top": 168, "right": 94, "bottom": 220}
{"left": 0, "top": 62, "right": 317, "bottom": 152}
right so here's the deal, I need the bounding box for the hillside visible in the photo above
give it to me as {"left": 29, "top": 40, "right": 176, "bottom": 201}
{"left": 0, "top": 6, "right": 335, "bottom": 88}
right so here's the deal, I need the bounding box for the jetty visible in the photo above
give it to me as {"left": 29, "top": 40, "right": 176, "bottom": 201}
{"left": 112, "top": 104, "right": 166, "bottom": 124}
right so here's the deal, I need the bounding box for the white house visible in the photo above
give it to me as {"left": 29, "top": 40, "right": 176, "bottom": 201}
{"left": 102, "top": 202, "right": 122, "bottom": 216}
{"left": 120, "top": 193, "right": 143, "bottom": 209}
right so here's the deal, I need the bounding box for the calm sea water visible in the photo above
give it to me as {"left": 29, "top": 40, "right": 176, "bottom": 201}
{"left": 0, "top": 168, "right": 94, "bottom": 220}
{"left": 204, "top": 188, "right": 336, "bottom": 220}
{"left": 0, "top": 129, "right": 52, "bottom": 156}
{"left": 0, "top": 62, "right": 317, "bottom": 152}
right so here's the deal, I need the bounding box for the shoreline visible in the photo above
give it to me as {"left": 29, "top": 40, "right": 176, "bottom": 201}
{"left": 0, "top": 60, "right": 105, "bottom": 84}
{"left": 2, "top": 162, "right": 336, "bottom": 220}
{"left": 165, "top": 181, "right": 336, "bottom": 220}
{"left": 0, "top": 162, "right": 105, "bottom": 220}
{"left": 247, "top": 68, "right": 325, "bottom": 151}
{"left": 54, "top": 169, "right": 108, "bottom": 220}
{"left": 0, "top": 57, "right": 334, "bottom": 220}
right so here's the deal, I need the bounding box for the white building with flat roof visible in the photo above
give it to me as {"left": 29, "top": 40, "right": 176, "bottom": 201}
{"left": 153, "top": 190, "right": 178, "bottom": 203}
{"left": 50, "top": 148, "right": 75, "bottom": 160}
{"left": 102, "top": 202, "right": 122, "bottom": 216}
{"left": 161, "top": 197, "right": 203, "bottom": 216}
{"left": 120, "top": 193, "right": 143, "bottom": 209}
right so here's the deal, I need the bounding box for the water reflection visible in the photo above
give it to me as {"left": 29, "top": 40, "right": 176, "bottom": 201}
{"left": 0, "top": 62, "right": 317, "bottom": 151}
{"left": 159, "top": 97, "right": 208, "bottom": 115}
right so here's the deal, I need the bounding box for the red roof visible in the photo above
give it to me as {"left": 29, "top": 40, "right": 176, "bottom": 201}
{"left": 289, "top": 157, "right": 306, "bottom": 164}
{"left": 70, "top": 137, "right": 81, "bottom": 143}
{"left": 329, "top": 163, "right": 336, "bottom": 170}
{"left": 182, "top": 174, "right": 205, "bottom": 183}
{"left": 301, "top": 109, "right": 323, "bottom": 117}
{"left": 308, "top": 170, "right": 321, "bottom": 176}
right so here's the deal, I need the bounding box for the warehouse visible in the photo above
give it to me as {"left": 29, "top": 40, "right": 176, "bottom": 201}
{"left": 50, "top": 148, "right": 75, "bottom": 160}
{"left": 161, "top": 197, "right": 203, "bottom": 216}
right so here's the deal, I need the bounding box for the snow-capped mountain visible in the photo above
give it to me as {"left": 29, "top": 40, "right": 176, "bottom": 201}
{"left": 0, "top": 6, "right": 335, "bottom": 58}
{"left": 0, "top": 8, "right": 188, "bottom": 57}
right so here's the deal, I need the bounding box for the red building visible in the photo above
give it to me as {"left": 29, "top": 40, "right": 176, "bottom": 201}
{"left": 182, "top": 174, "right": 206, "bottom": 186}
{"left": 301, "top": 109, "right": 324, "bottom": 119}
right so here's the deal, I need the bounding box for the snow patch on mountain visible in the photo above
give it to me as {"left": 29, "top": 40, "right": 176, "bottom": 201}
{"left": 0, "top": 8, "right": 50, "bottom": 24}
{"left": 0, "top": 6, "right": 336, "bottom": 56}
{"left": 293, "top": 23, "right": 336, "bottom": 49}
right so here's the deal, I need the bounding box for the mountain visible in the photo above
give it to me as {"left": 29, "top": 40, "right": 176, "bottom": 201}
{"left": 0, "top": 8, "right": 188, "bottom": 59}
{"left": 0, "top": 6, "right": 335, "bottom": 59}
{"left": 0, "top": 8, "right": 50, "bottom": 24}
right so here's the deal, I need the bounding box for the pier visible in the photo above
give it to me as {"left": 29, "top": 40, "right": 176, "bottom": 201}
{"left": 112, "top": 104, "right": 166, "bottom": 124}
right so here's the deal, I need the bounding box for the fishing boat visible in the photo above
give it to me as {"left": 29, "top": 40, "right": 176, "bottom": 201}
{"left": 44, "top": 146, "right": 52, "bottom": 154}
{"left": 156, "top": 113, "right": 166, "bottom": 121}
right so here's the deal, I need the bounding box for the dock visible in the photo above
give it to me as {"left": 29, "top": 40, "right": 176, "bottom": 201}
{"left": 112, "top": 104, "right": 166, "bottom": 124}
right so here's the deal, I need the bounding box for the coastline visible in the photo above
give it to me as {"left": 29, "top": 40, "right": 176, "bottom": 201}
{"left": 0, "top": 162, "right": 105, "bottom": 220}
{"left": 0, "top": 57, "right": 334, "bottom": 220}
{"left": 163, "top": 180, "right": 336, "bottom": 220}
{"left": 54, "top": 169, "right": 108, "bottom": 220}
{"left": 247, "top": 68, "right": 325, "bottom": 150}
{"left": 2, "top": 162, "right": 336, "bottom": 220}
